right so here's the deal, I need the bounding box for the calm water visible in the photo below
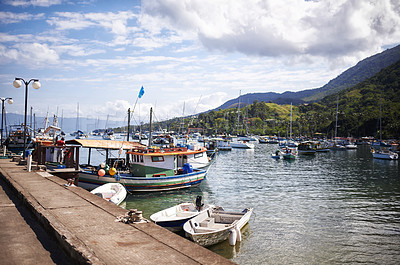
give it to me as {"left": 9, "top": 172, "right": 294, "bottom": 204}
{"left": 79, "top": 139, "right": 400, "bottom": 264}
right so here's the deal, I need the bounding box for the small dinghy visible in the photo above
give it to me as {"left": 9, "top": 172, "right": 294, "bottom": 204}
{"left": 271, "top": 150, "right": 281, "bottom": 159}
{"left": 183, "top": 207, "right": 253, "bottom": 246}
{"left": 90, "top": 183, "right": 127, "bottom": 205}
{"left": 150, "top": 196, "right": 214, "bottom": 232}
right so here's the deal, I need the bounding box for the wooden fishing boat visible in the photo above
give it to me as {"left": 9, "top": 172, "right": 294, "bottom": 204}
{"left": 282, "top": 147, "right": 297, "bottom": 160}
{"left": 183, "top": 207, "right": 253, "bottom": 246}
{"left": 298, "top": 141, "right": 316, "bottom": 155}
{"left": 90, "top": 183, "right": 127, "bottom": 205}
{"left": 68, "top": 139, "right": 208, "bottom": 192}
{"left": 150, "top": 196, "right": 214, "bottom": 232}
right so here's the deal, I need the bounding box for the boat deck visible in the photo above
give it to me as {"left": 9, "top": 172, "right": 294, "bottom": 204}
{"left": 0, "top": 158, "right": 234, "bottom": 265}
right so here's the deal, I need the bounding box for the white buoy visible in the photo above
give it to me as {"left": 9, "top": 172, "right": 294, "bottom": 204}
{"left": 229, "top": 229, "right": 237, "bottom": 246}
{"left": 235, "top": 226, "right": 242, "bottom": 242}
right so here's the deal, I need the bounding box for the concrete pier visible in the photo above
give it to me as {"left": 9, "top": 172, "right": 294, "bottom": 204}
{"left": 0, "top": 159, "right": 234, "bottom": 265}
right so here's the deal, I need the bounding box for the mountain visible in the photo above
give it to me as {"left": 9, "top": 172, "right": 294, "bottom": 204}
{"left": 215, "top": 44, "right": 400, "bottom": 110}
{"left": 171, "top": 59, "right": 400, "bottom": 138}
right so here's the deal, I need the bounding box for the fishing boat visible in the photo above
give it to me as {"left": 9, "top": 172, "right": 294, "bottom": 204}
{"left": 90, "top": 183, "right": 127, "bottom": 205}
{"left": 297, "top": 141, "right": 316, "bottom": 155}
{"left": 69, "top": 139, "right": 208, "bottom": 192}
{"left": 183, "top": 207, "right": 253, "bottom": 247}
{"left": 3, "top": 125, "right": 33, "bottom": 153}
{"left": 315, "top": 141, "right": 330, "bottom": 152}
{"left": 150, "top": 196, "right": 215, "bottom": 232}
{"left": 282, "top": 147, "right": 297, "bottom": 160}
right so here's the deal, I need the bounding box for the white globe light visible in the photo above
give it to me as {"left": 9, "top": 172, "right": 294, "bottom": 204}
{"left": 32, "top": 81, "right": 41, "bottom": 89}
{"left": 7, "top": 99, "right": 13, "bottom": 104}
{"left": 13, "top": 79, "right": 22, "bottom": 88}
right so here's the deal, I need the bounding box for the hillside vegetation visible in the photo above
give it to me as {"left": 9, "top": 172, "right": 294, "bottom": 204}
{"left": 151, "top": 59, "right": 400, "bottom": 139}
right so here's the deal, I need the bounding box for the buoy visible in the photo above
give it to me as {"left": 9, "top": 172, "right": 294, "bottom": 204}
{"left": 104, "top": 164, "right": 110, "bottom": 174}
{"left": 98, "top": 169, "right": 105, "bottom": 177}
{"left": 229, "top": 229, "right": 237, "bottom": 246}
{"left": 235, "top": 226, "right": 242, "bottom": 242}
{"left": 100, "top": 162, "right": 106, "bottom": 168}
{"left": 109, "top": 167, "right": 116, "bottom": 176}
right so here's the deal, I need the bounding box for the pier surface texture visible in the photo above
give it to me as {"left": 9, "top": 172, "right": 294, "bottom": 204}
{"left": 0, "top": 159, "right": 234, "bottom": 265}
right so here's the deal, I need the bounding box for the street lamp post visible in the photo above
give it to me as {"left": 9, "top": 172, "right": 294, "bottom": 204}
{"left": 13, "top": 78, "right": 41, "bottom": 154}
{"left": 1, "top": 97, "right": 13, "bottom": 147}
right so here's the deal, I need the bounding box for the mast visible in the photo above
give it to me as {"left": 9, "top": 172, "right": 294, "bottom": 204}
{"left": 379, "top": 97, "right": 382, "bottom": 141}
{"left": 237, "top": 90, "right": 241, "bottom": 135}
{"left": 290, "top": 103, "right": 292, "bottom": 139}
{"left": 179, "top": 102, "right": 185, "bottom": 135}
{"left": 76, "top": 103, "right": 79, "bottom": 131}
{"left": 148, "top": 107, "right": 153, "bottom": 147}
{"left": 127, "top": 108, "right": 131, "bottom": 142}
{"left": 334, "top": 96, "right": 339, "bottom": 140}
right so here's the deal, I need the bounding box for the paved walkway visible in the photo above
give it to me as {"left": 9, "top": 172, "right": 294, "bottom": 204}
{"left": 0, "top": 175, "right": 71, "bottom": 265}
{"left": 0, "top": 159, "right": 234, "bottom": 265}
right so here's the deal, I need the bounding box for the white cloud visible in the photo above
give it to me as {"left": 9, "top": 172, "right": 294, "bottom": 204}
{"left": 47, "top": 11, "right": 137, "bottom": 34}
{"left": 8, "top": 43, "right": 59, "bottom": 66}
{"left": 0, "top": 11, "right": 45, "bottom": 24}
{"left": 141, "top": 0, "right": 400, "bottom": 65}
{"left": 4, "top": 0, "right": 62, "bottom": 7}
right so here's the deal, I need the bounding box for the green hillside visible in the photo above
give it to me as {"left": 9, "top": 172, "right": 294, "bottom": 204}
{"left": 302, "top": 45, "right": 400, "bottom": 102}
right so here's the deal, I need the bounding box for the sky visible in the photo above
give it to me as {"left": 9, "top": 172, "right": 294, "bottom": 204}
{"left": 0, "top": 0, "right": 399, "bottom": 128}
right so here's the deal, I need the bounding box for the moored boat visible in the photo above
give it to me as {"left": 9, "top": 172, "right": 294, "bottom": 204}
{"left": 231, "top": 140, "right": 254, "bottom": 149}
{"left": 282, "top": 147, "right": 297, "bottom": 160}
{"left": 183, "top": 207, "right": 253, "bottom": 246}
{"left": 90, "top": 183, "right": 127, "bottom": 205}
{"left": 150, "top": 196, "right": 214, "bottom": 232}
{"left": 70, "top": 139, "right": 208, "bottom": 192}
{"left": 297, "top": 141, "right": 316, "bottom": 155}
{"left": 371, "top": 146, "right": 399, "bottom": 160}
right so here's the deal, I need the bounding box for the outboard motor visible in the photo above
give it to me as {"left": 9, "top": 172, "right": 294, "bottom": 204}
{"left": 195, "top": 195, "right": 204, "bottom": 211}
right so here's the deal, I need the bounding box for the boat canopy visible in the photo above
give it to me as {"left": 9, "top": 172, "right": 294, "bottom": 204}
{"left": 65, "top": 139, "right": 145, "bottom": 150}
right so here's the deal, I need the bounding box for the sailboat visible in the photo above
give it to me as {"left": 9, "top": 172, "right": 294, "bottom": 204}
{"left": 281, "top": 103, "right": 297, "bottom": 159}
{"left": 102, "top": 114, "right": 115, "bottom": 140}
{"left": 330, "top": 96, "right": 345, "bottom": 151}
{"left": 231, "top": 91, "right": 254, "bottom": 149}
{"left": 72, "top": 103, "right": 87, "bottom": 139}
{"left": 371, "top": 97, "right": 398, "bottom": 160}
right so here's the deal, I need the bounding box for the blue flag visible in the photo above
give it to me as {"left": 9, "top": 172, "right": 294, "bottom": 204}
{"left": 138, "top": 86, "right": 144, "bottom": 98}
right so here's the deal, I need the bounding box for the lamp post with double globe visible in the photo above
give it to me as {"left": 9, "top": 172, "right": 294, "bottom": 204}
{"left": 1, "top": 97, "right": 13, "bottom": 147}
{"left": 13, "top": 78, "right": 41, "bottom": 154}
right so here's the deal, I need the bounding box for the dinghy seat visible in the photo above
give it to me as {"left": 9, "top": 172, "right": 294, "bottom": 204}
{"left": 176, "top": 211, "right": 194, "bottom": 217}
{"left": 200, "top": 217, "right": 215, "bottom": 227}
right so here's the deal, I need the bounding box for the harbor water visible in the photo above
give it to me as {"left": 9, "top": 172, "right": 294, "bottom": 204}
{"left": 78, "top": 139, "right": 400, "bottom": 264}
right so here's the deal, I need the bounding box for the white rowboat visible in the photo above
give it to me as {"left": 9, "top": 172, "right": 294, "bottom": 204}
{"left": 183, "top": 207, "right": 253, "bottom": 246}
{"left": 90, "top": 183, "right": 127, "bottom": 205}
